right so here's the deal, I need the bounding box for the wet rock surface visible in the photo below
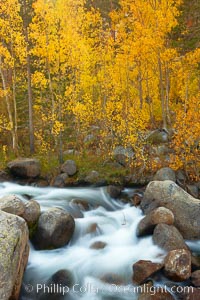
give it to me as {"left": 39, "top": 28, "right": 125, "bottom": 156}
{"left": 32, "top": 208, "right": 75, "bottom": 250}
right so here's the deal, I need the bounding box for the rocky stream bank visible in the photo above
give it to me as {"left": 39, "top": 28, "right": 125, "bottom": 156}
{"left": 0, "top": 158, "right": 200, "bottom": 299}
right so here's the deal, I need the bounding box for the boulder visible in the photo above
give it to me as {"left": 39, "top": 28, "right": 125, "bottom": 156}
{"left": 141, "top": 180, "right": 200, "bottom": 239}
{"left": 32, "top": 208, "right": 75, "bottom": 250}
{"left": 60, "top": 160, "right": 77, "bottom": 176}
{"left": 113, "top": 146, "right": 135, "bottom": 166}
{"left": 137, "top": 207, "right": 174, "bottom": 237}
{"left": 0, "top": 195, "right": 25, "bottom": 216}
{"left": 132, "top": 260, "right": 163, "bottom": 285}
{"left": 153, "top": 167, "right": 176, "bottom": 182}
{"left": 52, "top": 173, "right": 69, "bottom": 187}
{"left": 107, "top": 185, "right": 123, "bottom": 199}
{"left": 164, "top": 249, "right": 191, "bottom": 281}
{"left": 61, "top": 159, "right": 77, "bottom": 176}
{"left": 146, "top": 129, "right": 169, "bottom": 144}
{"left": 37, "top": 269, "right": 74, "bottom": 300}
{"left": 85, "top": 170, "right": 99, "bottom": 184}
{"left": 191, "top": 270, "right": 200, "bottom": 287}
{"left": 50, "top": 269, "right": 74, "bottom": 287}
{"left": 21, "top": 200, "right": 41, "bottom": 227}
{"left": 0, "top": 211, "right": 29, "bottom": 300}
{"left": 7, "top": 158, "right": 41, "bottom": 178}
{"left": 153, "top": 224, "right": 188, "bottom": 251}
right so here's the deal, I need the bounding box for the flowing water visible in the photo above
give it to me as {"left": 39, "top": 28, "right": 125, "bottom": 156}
{"left": 0, "top": 182, "right": 167, "bottom": 300}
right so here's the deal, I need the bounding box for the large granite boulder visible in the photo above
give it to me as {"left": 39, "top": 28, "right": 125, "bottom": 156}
{"left": 141, "top": 180, "right": 200, "bottom": 239}
{"left": 0, "top": 211, "right": 29, "bottom": 300}
{"left": 7, "top": 158, "right": 41, "bottom": 178}
{"left": 32, "top": 208, "right": 75, "bottom": 250}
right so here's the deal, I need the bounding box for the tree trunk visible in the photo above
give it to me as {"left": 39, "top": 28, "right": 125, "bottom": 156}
{"left": 0, "top": 56, "right": 17, "bottom": 152}
{"left": 20, "top": 0, "right": 34, "bottom": 154}
{"left": 12, "top": 65, "right": 19, "bottom": 154}
{"left": 138, "top": 68, "right": 143, "bottom": 110}
{"left": 158, "top": 53, "right": 167, "bottom": 129}
{"left": 26, "top": 46, "right": 35, "bottom": 154}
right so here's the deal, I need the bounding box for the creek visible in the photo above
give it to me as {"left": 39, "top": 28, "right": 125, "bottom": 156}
{"left": 0, "top": 182, "right": 193, "bottom": 299}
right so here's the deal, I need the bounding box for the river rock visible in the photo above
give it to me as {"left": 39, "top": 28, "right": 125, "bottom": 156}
{"left": 164, "top": 249, "right": 191, "bottom": 281}
{"left": 70, "top": 199, "right": 90, "bottom": 211}
{"left": 137, "top": 207, "right": 174, "bottom": 237}
{"left": 107, "top": 185, "right": 122, "bottom": 199}
{"left": 153, "top": 224, "right": 188, "bottom": 251}
{"left": 90, "top": 241, "right": 107, "bottom": 249}
{"left": 32, "top": 208, "right": 75, "bottom": 250}
{"left": 141, "top": 180, "right": 200, "bottom": 239}
{"left": 0, "top": 210, "right": 29, "bottom": 300}
{"left": 131, "top": 194, "right": 143, "bottom": 206}
{"left": 37, "top": 269, "right": 74, "bottom": 300}
{"left": 61, "top": 160, "right": 77, "bottom": 176}
{"left": 22, "top": 200, "right": 41, "bottom": 227}
{"left": 7, "top": 158, "right": 41, "bottom": 178}
{"left": 153, "top": 167, "right": 176, "bottom": 182}
{"left": 0, "top": 195, "right": 25, "bottom": 216}
{"left": 100, "top": 273, "right": 125, "bottom": 285}
{"left": 191, "top": 270, "right": 200, "bottom": 287}
{"left": 132, "top": 260, "right": 163, "bottom": 285}
{"left": 52, "top": 173, "right": 69, "bottom": 187}
{"left": 86, "top": 223, "right": 99, "bottom": 234}
{"left": 65, "top": 203, "right": 84, "bottom": 219}
{"left": 50, "top": 269, "right": 74, "bottom": 287}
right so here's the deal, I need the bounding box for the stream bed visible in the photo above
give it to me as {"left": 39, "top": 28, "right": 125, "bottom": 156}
{"left": 0, "top": 182, "right": 197, "bottom": 300}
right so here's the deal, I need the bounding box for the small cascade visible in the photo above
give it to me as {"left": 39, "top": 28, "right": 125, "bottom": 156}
{"left": 0, "top": 182, "right": 166, "bottom": 299}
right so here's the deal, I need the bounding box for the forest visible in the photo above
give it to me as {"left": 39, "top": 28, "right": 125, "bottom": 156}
{"left": 0, "top": 0, "right": 200, "bottom": 180}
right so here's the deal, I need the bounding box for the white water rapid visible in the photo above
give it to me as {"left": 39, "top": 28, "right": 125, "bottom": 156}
{"left": 0, "top": 182, "right": 166, "bottom": 300}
